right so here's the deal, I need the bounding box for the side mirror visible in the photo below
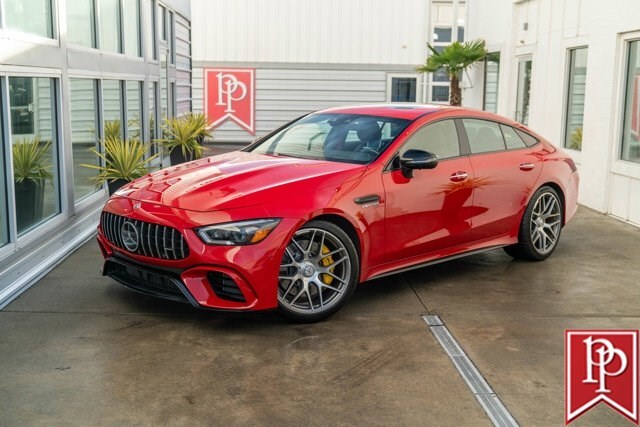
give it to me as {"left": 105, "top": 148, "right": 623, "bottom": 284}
{"left": 399, "top": 149, "right": 438, "bottom": 178}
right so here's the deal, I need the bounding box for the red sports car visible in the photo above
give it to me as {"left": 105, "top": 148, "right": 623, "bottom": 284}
{"left": 97, "top": 104, "right": 579, "bottom": 322}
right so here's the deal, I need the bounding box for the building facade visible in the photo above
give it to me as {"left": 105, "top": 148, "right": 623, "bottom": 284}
{"left": 0, "top": 0, "right": 193, "bottom": 307}
{"left": 464, "top": 0, "right": 640, "bottom": 226}
{"left": 191, "top": 0, "right": 466, "bottom": 143}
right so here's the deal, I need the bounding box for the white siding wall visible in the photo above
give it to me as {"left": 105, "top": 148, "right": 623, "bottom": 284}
{"left": 193, "top": 65, "right": 402, "bottom": 143}
{"left": 191, "top": 0, "right": 429, "bottom": 65}
{"left": 465, "top": 0, "right": 640, "bottom": 226}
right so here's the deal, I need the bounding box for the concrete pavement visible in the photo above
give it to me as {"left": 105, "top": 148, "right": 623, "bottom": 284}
{"left": 0, "top": 207, "right": 638, "bottom": 426}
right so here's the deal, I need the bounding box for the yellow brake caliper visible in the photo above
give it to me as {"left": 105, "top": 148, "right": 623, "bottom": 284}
{"left": 320, "top": 244, "right": 335, "bottom": 285}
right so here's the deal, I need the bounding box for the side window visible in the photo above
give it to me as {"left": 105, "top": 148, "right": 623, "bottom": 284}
{"left": 463, "top": 119, "right": 506, "bottom": 154}
{"left": 400, "top": 120, "right": 460, "bottom": 160}
{"left": 500, "top": 124, "right": 527, "bottom": 149}
{"left": 515, "top": 128, "right": 539, "bottom": 147}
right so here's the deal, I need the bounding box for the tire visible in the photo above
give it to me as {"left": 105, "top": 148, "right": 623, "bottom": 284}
{"left": 503, "top": 185, "right": 563, "bottom": 261}
{"left": 277, "top": 220, "right": 359, "bottom": 323}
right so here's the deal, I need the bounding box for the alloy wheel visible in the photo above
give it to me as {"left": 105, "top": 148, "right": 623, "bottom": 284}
{"left": 529, "top": 192, "right": 562, "bottom": 255}
{"left": 278, "top": 228, "right": 352, "bottom": 315}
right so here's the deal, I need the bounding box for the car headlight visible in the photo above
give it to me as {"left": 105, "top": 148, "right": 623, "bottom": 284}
{"left": 196, "top": 219, "right": 281, "bottom": 245}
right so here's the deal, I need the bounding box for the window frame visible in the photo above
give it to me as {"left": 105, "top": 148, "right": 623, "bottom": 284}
{"left": 0, "top": 0, "right": 58, "bottom": 42}
{"left": 619, "top": 38, "right": 640, "bottom": 164}
{"left": 0, "top": 70, "right": 67, "bottom": 253}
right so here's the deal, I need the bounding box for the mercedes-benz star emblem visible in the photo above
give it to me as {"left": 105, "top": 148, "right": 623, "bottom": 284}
{"left": 121, "top": 221, "right": 140, "bottom": 252}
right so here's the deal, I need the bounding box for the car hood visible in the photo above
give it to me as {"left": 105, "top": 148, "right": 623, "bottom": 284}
{"left": 116, "top": 151, "right": 367, "bottom": 212}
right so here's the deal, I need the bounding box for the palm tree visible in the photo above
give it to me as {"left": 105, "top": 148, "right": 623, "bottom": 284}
{"left": 417, "top": 39, "right": 487, "bottom": 106}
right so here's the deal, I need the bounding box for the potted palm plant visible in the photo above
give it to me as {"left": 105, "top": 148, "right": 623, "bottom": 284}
{"left": 82, "top": 137, "right": 159, "bottom": 195}
{"left": 159, "top": 113, "right": 211, "bottom": 165}
{"left": 13, "top": 137, "right": 53, "bottom": 231}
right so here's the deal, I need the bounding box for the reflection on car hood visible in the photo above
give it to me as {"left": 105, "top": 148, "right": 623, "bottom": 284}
{"left": 115, "top": 151, "right": 366, "bottom": 211}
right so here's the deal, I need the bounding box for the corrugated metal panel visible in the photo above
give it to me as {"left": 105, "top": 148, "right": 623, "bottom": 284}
{"left": 175, "top": 13, "right": 192, "bottom": 115}
{"left": 191, "top": 0, "right": 429, "bottom": 65}
{"left": 193, "top": 65, "right": 398, "bottom": 144}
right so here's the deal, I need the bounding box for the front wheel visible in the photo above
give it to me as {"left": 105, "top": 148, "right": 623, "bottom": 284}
{"left": 504, "top": 186, "right": 563, "bottom": 261}
{"left": 277, "top": 220, "right": 359, "bottom": 323}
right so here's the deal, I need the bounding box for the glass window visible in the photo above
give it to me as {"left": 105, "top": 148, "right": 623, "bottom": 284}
{"left": 500, "top": 125, "right": 526, "bottom": 150}
{"left": 9, "top": 77, "right": 60, "bottom": 235}
{"left": 0, "top": 82, "right": 7, "bottom": 247}
{"left": 621, "top": 40, "right": 640, "bottom": 163}
{"left": 401, "top": 120, "right": 460, "bottom": 160}
{"left": 160, "top": 53, "right": 169, "bottom": 122}
{"left": 126, "top": 81, "right": 142, "bottom": 139}
{"left": 463, "top": 119, "right": 506, "bottom": 154}
{"left": 67, "top": 0, "right": 96, "bottom": 47}
{"left": 483, "top": 52, "right": 500, "bottom": 113}
{"left": 70, "top": 79, "right": 100, "bottom": 202}
{"left": 515, "top": 129, "right": 539, "bottom": 147}
{"left": 390, "top": 77, "right": 416, "bottom": 102}
{"left": 432, "top": 86, "right": 449, "bottom": 103}
{"left": 145, "top": 0, "right": 157, "bottom": 60}
{"left": 99, "top": 0, "right": 122, "bottom": 53}
{"left": 169, "top": 11, "right": 175, "bottom": 64}
{"left": 434, "top": 27, "right": 451, "bottom": 43}
{"left": 9, "top": 77, "right": 34, "bottom": 134}
{"left": 457, "top": 27, "right": 465, "bottom": 42}
{"left": 123, "top": 0, "right": 141, "bottom": 56}
{"left": 159, "top": 5, "right": 167, "bottom": 41}
{"left": 564, "top": 48, "right": 588, "bottom": 150}
{"left": 4, "top": 0, "right": 53, "bottom": 38}
{"left": 516, "top": 59, "right": 532, "bottom": 125}
{"left": 148, "top": 81, "right": 159, "bottom": 156}
{"left": 102, "top": 80, "right": 123, "bottom": 139}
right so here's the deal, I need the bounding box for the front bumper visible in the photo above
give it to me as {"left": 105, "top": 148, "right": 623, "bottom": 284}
{"left": 97, "top": 197, "right": 301, "bottom": 311}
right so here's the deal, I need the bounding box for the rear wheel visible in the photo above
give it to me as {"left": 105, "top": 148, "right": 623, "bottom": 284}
{"left": 277, "top": 220, "right": 359, "bottom": 323}
{"left": 504, "top": 186, "right": 563, "bottom": 261}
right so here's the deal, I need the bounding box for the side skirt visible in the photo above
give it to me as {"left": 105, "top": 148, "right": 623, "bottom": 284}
{"left": 366, "top": 245, "right": 507, "bottom": 281}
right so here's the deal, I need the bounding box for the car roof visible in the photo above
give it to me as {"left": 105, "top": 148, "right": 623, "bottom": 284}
{"left": 317, "top": 103, "right": 465, "bottom": 120}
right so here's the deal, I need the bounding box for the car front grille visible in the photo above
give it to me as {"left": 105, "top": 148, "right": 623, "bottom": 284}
{"left": 101, "top": 212, "right": 189, "bottom": 260}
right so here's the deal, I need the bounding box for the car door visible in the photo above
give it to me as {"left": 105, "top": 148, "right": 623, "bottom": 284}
{"left": 461, "top": 119, "right": 543, "bottom": 241}
{"left": 382, "top": 119, "right": 475, "bottom": 263}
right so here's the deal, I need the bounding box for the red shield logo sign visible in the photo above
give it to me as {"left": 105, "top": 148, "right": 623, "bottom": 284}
{"left": 204, "top": 68, "right": 255, "bottom": 135}
{"left": 565, "top": 330, "right": 639, "bottom": 424}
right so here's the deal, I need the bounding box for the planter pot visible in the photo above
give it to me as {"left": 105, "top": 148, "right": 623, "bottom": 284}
{"left": 15, "top": 180, "right": 45, "bottom": 233}
{"left": 108, "top": 179, "right": 129, "bottom": 196}
{"left": 170, "top": 148, "right": 197, "bottom": 166}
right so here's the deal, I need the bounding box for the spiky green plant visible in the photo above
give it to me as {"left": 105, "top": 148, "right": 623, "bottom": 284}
{"left": 417, "top": 39, "right": 487, "bottom": 106}
{"left": 12, "top": 137, "right": 54, "bottom": 184}
{"left": 158, "top": 113, "right": 211, "bottom": 159}
{"left": 103, "top": 120, "right": 122, "bottom": 140}
{"left": 81, "top": 137, "right": 159, "bottom": 186}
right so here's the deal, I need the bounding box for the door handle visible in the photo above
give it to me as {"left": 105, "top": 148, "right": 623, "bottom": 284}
{"left": 449, "top": 171, "right": 468, "bottom": 182}
{"left": 519, "top": 163, "right": 535, "bottom": 171}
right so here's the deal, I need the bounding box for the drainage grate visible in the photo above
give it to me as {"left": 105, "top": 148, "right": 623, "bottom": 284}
{"left": 423, "top": 315, "right": 519, "bottom": 427}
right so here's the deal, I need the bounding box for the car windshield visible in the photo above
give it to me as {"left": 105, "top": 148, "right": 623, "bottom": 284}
{"left": 249, "top": 113, "right": 411, "bottom": 164}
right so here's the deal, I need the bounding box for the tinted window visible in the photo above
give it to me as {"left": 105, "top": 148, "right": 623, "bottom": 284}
{"left": 500, "top": 124, "right": 526, "bottom": 149}
{"left": 400, "top": 120, "right": 460, "bottom": 160}
{"left": 515, "top": 128, "right": 539, "bottom": 146}
{"left": 250, "top": 113, "right": 410, "bottom": 164}
{"left": 463, "top": 119, "right": 505, "bottom": 154}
